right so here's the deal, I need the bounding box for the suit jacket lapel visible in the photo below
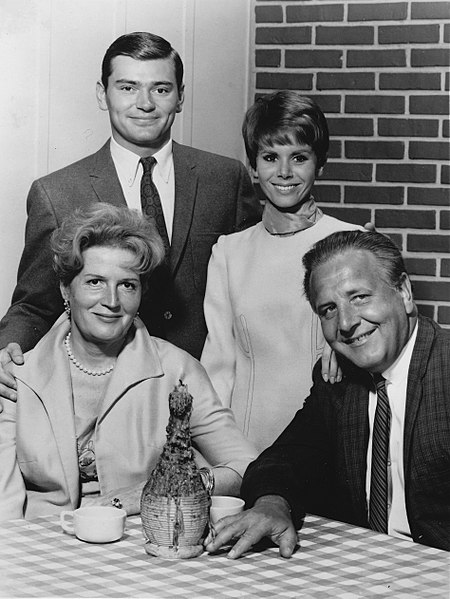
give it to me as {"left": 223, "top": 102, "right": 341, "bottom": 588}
{"left": 97, "top": 319, "right": 164, "bottom": 422}
{"left": 170, "top": 142, "right": 198, "bottom": 273}
{"left": 403, "top": 316, "right": 433, "bottom": 477}
{"left": 88, "top": 141, "right": 197, "bottom": 273}
{"left": 341, "top": 375, "right": 371, "bottom": 516}
{"left": 88, "top": 140, "right": 127, "bottom": 208}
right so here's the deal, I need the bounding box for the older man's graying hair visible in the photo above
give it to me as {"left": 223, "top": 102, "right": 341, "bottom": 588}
{"left": 51, "top": 204, "right": 165, "bottom": 287}
{"left": 302, "top": 230, "right": 408, "bottom": 309}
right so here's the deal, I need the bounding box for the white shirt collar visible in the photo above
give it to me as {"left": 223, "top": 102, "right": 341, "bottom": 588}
{"left": 109, "top": 137, "right": 173, "bottom": 187}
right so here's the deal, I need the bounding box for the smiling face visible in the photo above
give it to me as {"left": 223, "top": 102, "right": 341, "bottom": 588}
{"left": 255, "top": 138, "right": 322, "bottom": 212}
{"left": 61, "top": 246, "right": 142, "bottom": 351}
{"left": 96, "top": 55, "right": 184, "bottom": 156}
{"left": 309, "top": 249, "right": 415, "bottom": 373}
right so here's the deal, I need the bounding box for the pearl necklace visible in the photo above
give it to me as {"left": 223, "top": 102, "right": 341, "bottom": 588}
{"left": 64, "top": 331, "right": 115, "bottom": 376}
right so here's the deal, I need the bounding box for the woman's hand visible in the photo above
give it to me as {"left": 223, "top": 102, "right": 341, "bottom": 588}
{"left": 320, "top": 342, "right": 342, "bottom": 384}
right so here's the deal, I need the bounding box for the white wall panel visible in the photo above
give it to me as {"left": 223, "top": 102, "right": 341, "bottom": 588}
{"left": 0, "top": 0, "right": 43, "bottom": 314}
{"left": 191, "top": 0, "right": 252, "bottom": 160}
{"left": 47, "top": 0, "right": 119, "bottom": 171}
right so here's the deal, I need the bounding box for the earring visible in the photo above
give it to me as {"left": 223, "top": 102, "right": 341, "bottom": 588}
{"left": 64, "top": 299, "right": 71, "bottom": 318}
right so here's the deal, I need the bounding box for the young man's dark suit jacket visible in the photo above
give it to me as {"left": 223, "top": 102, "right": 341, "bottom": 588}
{"left": 242, "top": 315, "right": 450, "bottom": 551}
{"left": 0, "top": 141, "right": 261, "bottom": 359}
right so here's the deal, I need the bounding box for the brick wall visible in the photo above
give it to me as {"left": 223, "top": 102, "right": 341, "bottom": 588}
{"left": 251, "top": 0, "right": 450, "bottom": 326}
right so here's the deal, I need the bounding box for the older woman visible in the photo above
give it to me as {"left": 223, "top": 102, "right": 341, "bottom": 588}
{"left": 0, "top": 204, "right": 257, "bottom": 521}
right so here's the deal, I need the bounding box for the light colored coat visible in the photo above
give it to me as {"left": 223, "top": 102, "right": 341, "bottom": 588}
{"left": 0, "top": 315, "right": 257, "bottom": 521}
{"left": 201, "top": 215, "right": 362, "bottom": 452}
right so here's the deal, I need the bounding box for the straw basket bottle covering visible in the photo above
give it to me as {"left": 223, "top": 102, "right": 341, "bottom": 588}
{"left": 140, "top": 381, "right": 210, "bottom": 558}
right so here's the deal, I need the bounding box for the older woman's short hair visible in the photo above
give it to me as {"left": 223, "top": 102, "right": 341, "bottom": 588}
{"left": 302, "top": 230, "right": 408, "bottom": 309}
{"left": 51, "top": 204, "right": 165, "bottom": 286}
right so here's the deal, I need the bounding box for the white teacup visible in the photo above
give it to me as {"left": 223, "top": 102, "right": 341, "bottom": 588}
{"left": 209, "top": 496, "right": 245, "bottom": 526}
{"left": 60, "top": 506, "right": 126, "bottom": 543}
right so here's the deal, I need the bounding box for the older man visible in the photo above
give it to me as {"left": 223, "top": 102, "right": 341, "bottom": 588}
{"left": 205, "top": 230, "right": 450, "bottom": 556}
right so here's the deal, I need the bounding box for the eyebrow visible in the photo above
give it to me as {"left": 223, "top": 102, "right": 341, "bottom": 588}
{"left": 114, "top": 78, "right": 174, "bottom": 87}
{"left": 315, "top": 285, "right": 373, "bottom": 308}
{"left": 82, "top": 272, "right": 140, "bottom": 280}
{"left": 259, "top": 145, "right": 313, "bottom": 154}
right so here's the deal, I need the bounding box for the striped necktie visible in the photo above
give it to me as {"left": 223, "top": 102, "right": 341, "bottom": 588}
{"left": 368, "top": 373, "right": 391, "bottom": 534}
{"left": 140, "top": 156, "right": 170, "bottom": 253}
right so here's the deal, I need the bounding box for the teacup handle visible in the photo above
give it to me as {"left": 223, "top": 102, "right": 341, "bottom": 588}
{"left": 60, "top": 510, "right": 75, "bottom": 535}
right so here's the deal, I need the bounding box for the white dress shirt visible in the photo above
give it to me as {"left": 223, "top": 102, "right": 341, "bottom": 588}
{"left": 109, "top": 137, "right": 175, "bottom": 241}
{"left": 366, "top": 322, "right": 418, "bottom": 541}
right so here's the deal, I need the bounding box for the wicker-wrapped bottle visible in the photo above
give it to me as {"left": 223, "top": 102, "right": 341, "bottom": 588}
{"left": 140, "top": 381, "right": 210, "bottom": 558}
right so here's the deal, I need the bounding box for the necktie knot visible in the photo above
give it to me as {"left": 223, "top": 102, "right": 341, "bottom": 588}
{"left": 373, "top": 373, "right": 386, "bottom": 393}
{"left": 141, "top": 156, "right": 157, "bottom": 174}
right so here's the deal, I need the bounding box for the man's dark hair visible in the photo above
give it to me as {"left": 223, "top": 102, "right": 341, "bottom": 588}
{"left": 242, "top": 91, "right": 329, "bottom": 170}
{"left": 101, "top": 31, "right": 184, "bottom": 91}
{"left": 303, "top": 230, "right": 408, "bottom": 309}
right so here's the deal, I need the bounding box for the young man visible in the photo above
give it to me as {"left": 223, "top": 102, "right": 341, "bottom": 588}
{"left": 205, "top": 230, "right": 450, "bottom": 555}
{"left": 0, "top": 31, "right": 261, "bottom": 399}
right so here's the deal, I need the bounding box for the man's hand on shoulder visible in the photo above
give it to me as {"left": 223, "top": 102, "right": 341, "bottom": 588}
{"left": 0, "top": 343, "right": 24, "bottom": 406}
{"left": 204, "top": 495, "right": 297, "bottom": 559}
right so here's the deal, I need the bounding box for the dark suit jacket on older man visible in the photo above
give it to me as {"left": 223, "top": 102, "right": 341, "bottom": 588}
{"left": 241, "top": 315, "right": 450, "bottom": 551}
{"left": 0, "top": 141, "right": 261, "bottom": 359}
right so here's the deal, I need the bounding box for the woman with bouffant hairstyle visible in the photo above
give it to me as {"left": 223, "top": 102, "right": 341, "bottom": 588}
{"left": 0, "top": 204, "right": 256, "bottom": 521}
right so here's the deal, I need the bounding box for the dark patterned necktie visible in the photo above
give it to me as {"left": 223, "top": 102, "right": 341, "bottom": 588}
{"left": 369, "top": 373, "right": 391, "bottom": 533}
{"left": 140, "top": 156, "right": 170, "bottom": 253}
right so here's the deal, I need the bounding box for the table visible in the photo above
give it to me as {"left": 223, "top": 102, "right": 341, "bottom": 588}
{"left": 0, "top": 514, "right": 447, "bottom": 598}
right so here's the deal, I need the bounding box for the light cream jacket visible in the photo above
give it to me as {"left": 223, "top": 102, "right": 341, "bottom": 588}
{"left": 201, "top": 216, "right": 362, "bottom": 452}
{"left": 0, "top": 315, "right": 257, "bottom": 521}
